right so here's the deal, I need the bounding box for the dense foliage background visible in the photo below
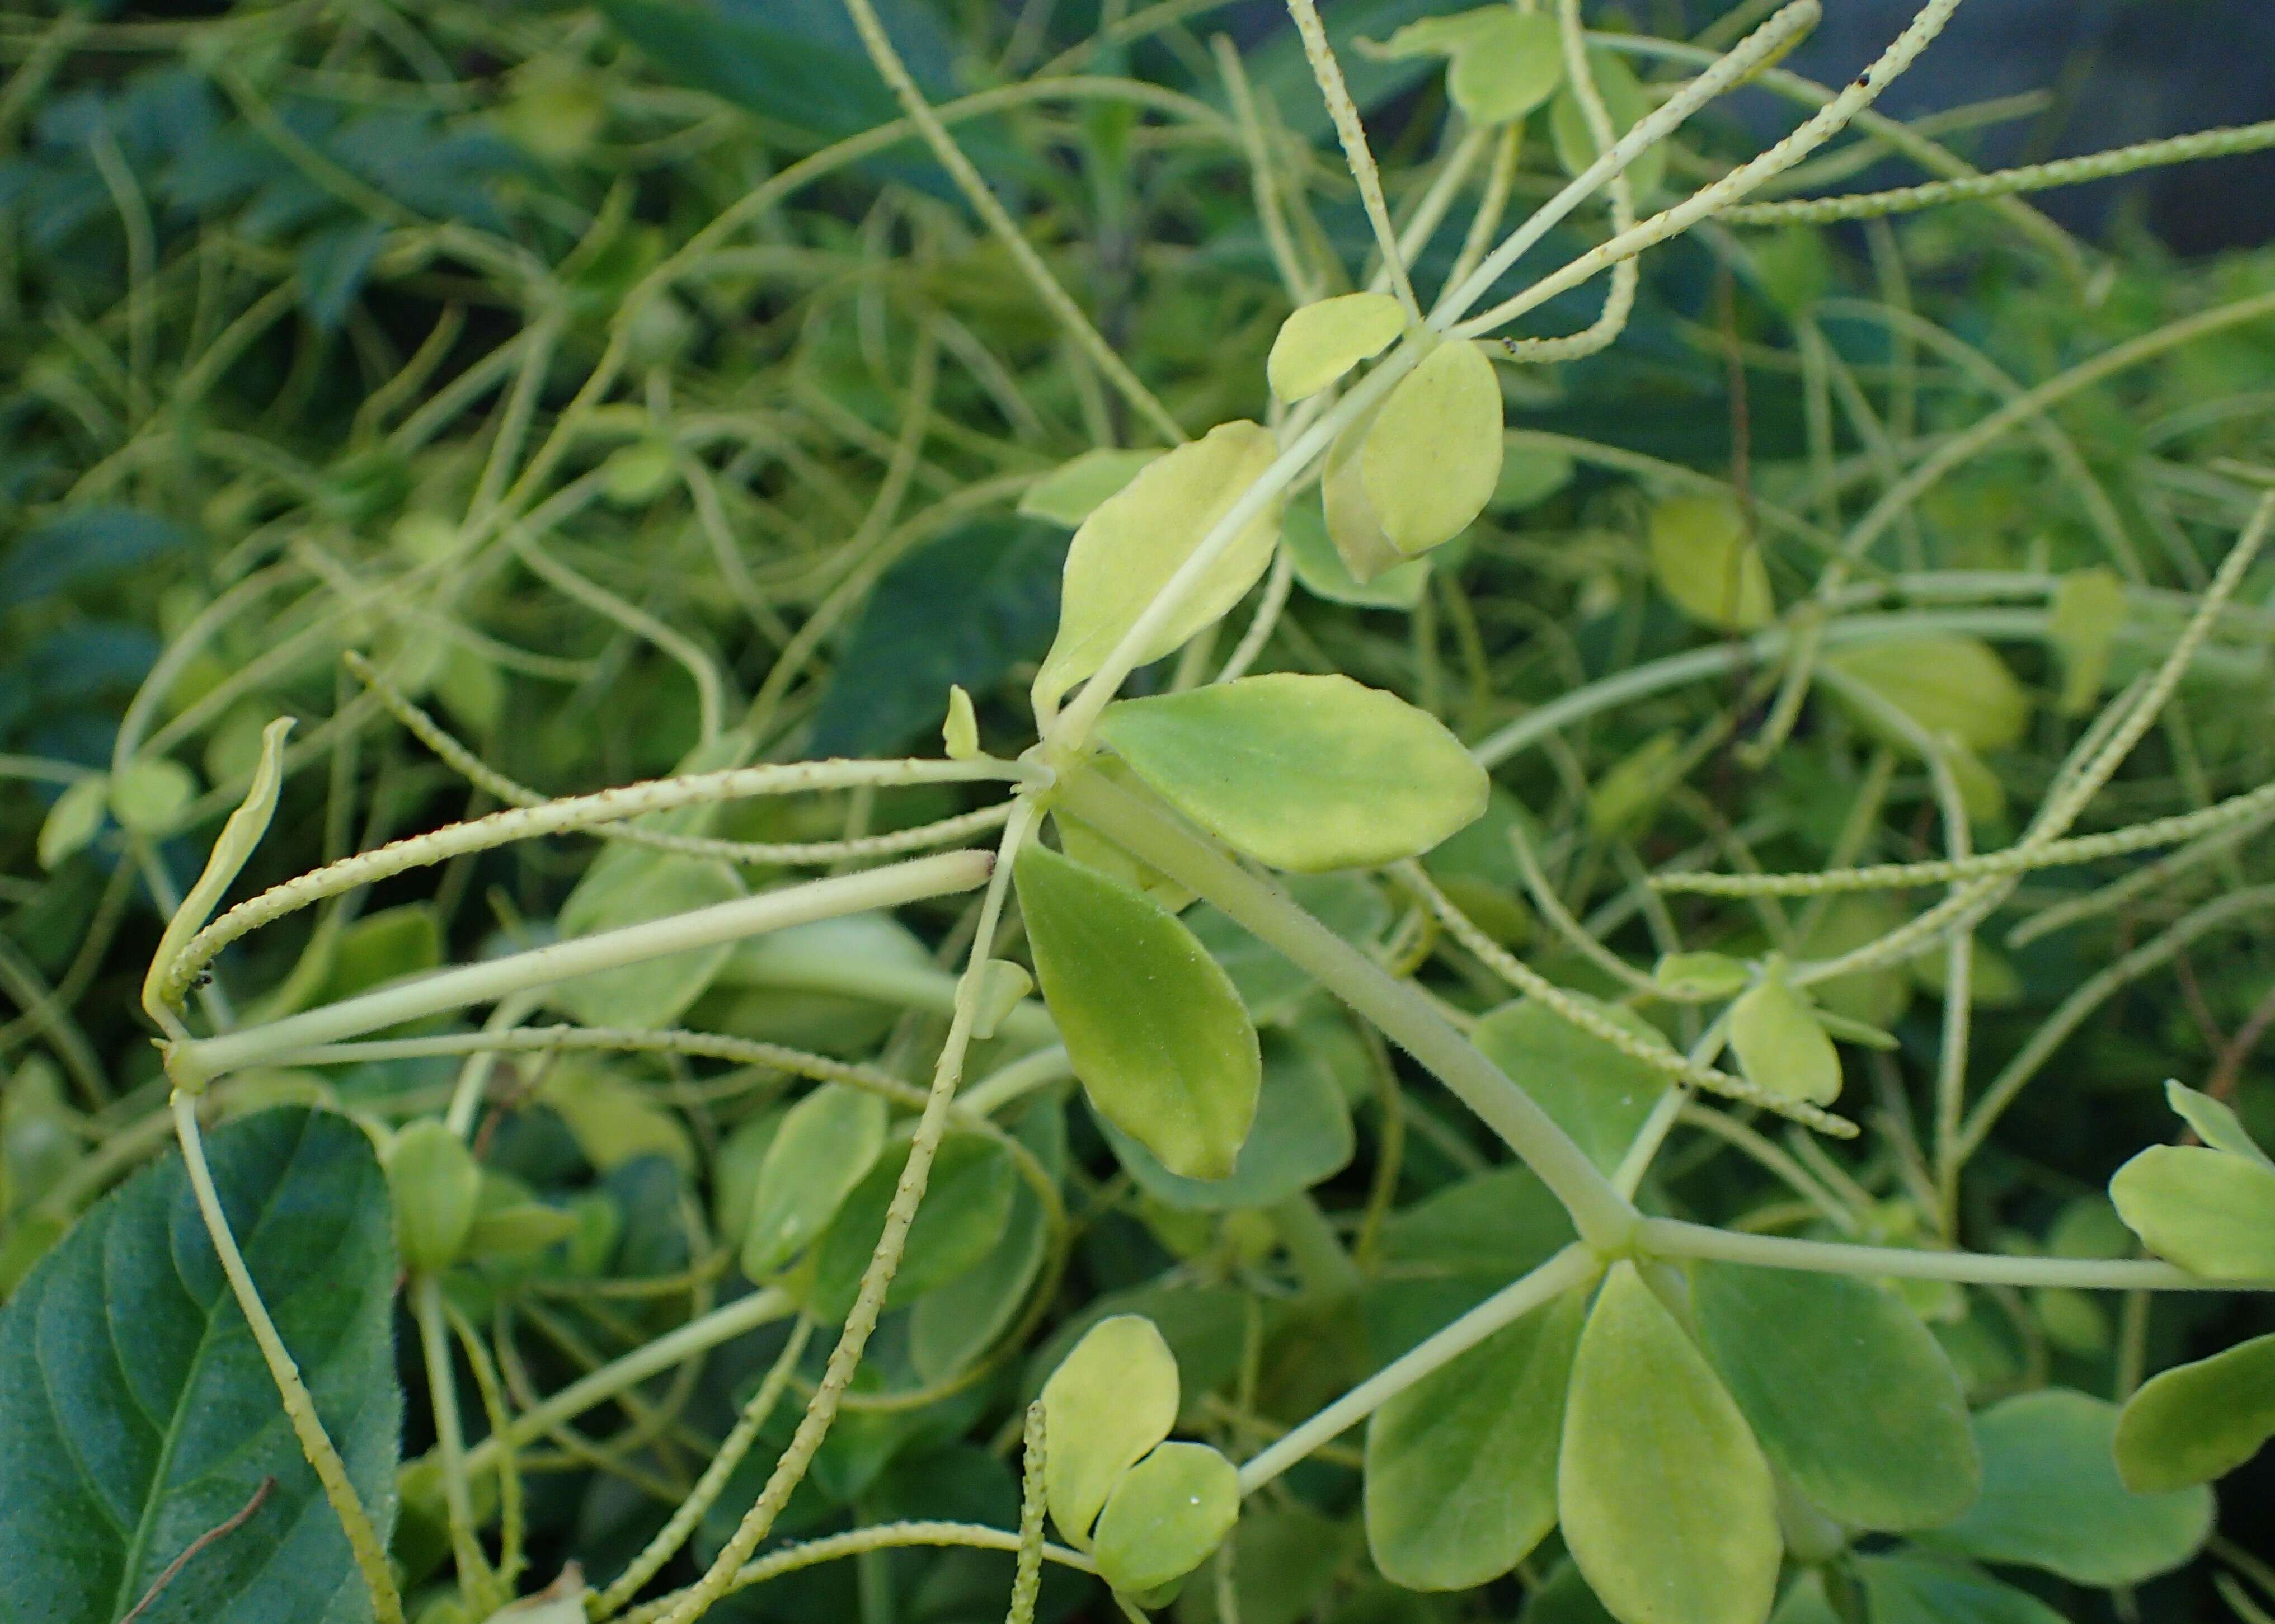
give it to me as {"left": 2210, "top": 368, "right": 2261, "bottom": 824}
{"left": 3, "top": 2, "right": 2274, "bottom": 1622}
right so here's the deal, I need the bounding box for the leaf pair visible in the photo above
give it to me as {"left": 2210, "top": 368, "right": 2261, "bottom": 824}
{"left": 1368, "top": 1259, "right": 1977, "bottom": 1620}
{"left": 1040, "top": 1316, "right": 1238, "bottom": 1599}
{"left": 2109, "top": 1079, "right": 2275, "bottom": 1279}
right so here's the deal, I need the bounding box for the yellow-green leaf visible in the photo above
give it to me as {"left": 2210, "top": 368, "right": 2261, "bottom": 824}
{"left": 1647, "top": 495, "right": 1772, "bottom": 632}
{"left": 1016, "top": 843, "right": 1260, "bottom": 1179}
{"left": 2050, "top": 567, "right": 2127, "bottom": 715}
{"left": 970, "top": 958, "right": 1035, "bottom": 1041}
{"left": 741, "top": 1083, "right": 887, "bottom": 1277}
{"left": 1445, "top": 9, "right": 1566, "bottom": 125}
{"left": 943, "top": 684, "right": 980, "bottom": 760}
{"left": 1018, "top": 446, "right": 1164, "bottom": 527}
{"left": 539, "top": 1057, "right": 696, "bottom": 1175}
{"left": 1042, "top": 1314, "right": 1181, "bottom": 1544}
{"left": 1284, "top": 489, "right": 1432, "bottom": 608}
{"left": 1362, "top": 340, "right": 1504, "bottom": 557}
{"left": 1654, "top": 952, "right": 1751, "bottom": 1001}
{"left": 1093, "top": 1441, "right": 1239, "bottom": 1597}
{"left": 1096, "top": 674, "right": 1487, "bottom": 872}
{"left": 2113, "top": 1331, "right": 2275, "bottom": 1492}
{"left": 1727, "top": 968, "right": 1841, "bottom": 1107}
{"left": 1033, "top": 421, "right": 1280, "bottom": 712}
{"left": 1268, "top": 292, "right": 1405, "bottom": 402}
{"left": 1825, "top": 637, "right": 2030, "bottom": 754}
{"left": 2109, "top": 1145, "right": 2275, "bottom": 1278}
{"left": 1323, "top": 398, "right": 1409, "bottom": 585}
{"left": 1559, "top": 1263, "right": 1780, "bottom": 1624}
{"left": 2163, "top": 1077, "right": 2271, "bottom": 1167}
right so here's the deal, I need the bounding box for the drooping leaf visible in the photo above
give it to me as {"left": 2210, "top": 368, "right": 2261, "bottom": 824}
{"left": 806, "top": 1132, "right": 1016, "bottom": 1321}
{"left": 551, "top": 847, "right": 745, "bottom": 1028}
{"left": 1689, "top": 1263, "right": 1979, "bottom": 1531}
{"left": 1016, "top": 843, "right": 1261, "bottom": 1180}
{"left": 1040, "top": 1314, "right": 1181, "bottom": 1544}
{"left": 1558, "top": 1264, "right": 1780, "bottom": 1624}
{"left": 1362, "top": 340, "right": 1505, "bottom": 557}
{"left": 741, "top": 1084, "right": 888, "bottom": 1277}
{"left": 1926, "top": 1389, "right": 2212, "bottom": 1585}
{"left": 1647, "top": 495, "right": 1772, "bottom": 632}
{"left": 2109, "top": 1144, "right": 2275, "bottom": 1278}
{"left": 809, "top": 517, "right": 1067, "bottom": 756}
{"left": 1099, "top": 1035, "right": 1353, "bottom": 1211}
{"left": 1018, "top": 448, "right": 1164, "bottom": 527}
{"left": 1033, "top": 421, "right": 1281, "bottom": 713}
{"left": 1854, "top": 1554, "right": 2070, "bottom": 1624}
{"left": 2112, "top": 1331, "right": 2275, "bottom": 1492}
{"left": 1365, "top": 1287, "right": 1586, "bottom": 1590}
{"left": 1726, "top": 969, "right": 1841, "bottom": 1107}
{"left": 1473, "top": 997, "right": 1671, "bottom": 1176}
{"left": 1096, "top": 674, "right": 1487, "bottom": 872}
{"left": 1092, "top": 1441, "right": 1239, "bottom": 1597}
{"left": 1825, "top": 638, "right": 2030, "bottom": 754}
{"left": 0, "top": 1107, "right": 401, "bottom": 1624}
{"left": 1268, "top": 292, "right": 1406, "bottom": 402}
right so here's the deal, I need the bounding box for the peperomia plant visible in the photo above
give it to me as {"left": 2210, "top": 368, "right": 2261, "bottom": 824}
{"left": 6, "top": 1, "right": 2275, "bottom": 1623}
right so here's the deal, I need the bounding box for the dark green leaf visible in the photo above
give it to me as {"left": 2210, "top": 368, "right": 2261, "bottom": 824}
{"left": 1854, "top": 1554, "right": 2069, "bottom": 1624}
{"left": 296, "top": 219, "right": 387, "bottom": 331}
{"left": 1, "top": 507, "right": 190, "bottom": 604}
{"left": 0, "top": 1107, "right": 401, "bottom": 1624}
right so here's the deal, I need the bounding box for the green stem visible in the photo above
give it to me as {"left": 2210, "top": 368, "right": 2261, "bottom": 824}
{"left": 1060, "top": 770, "right": 1638, "bottom": 1250}
{"left": 170, "top": 1095, "right": 406, "bottom": 1624}
{"left": 177, "top": 850, "right": 993, "bottom": 1082}
{"left": 414, "top": 1273, "right": 502, "bottom": 1613}
{"left": 1637, "top": 1216, "right": 2268, "bottom": 1290}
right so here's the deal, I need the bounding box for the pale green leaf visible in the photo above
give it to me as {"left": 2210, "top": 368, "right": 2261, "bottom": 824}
{"left": 1284, "top": 489, "right": 1432, "bottom": 609}
{"left": 1647, "top": 495, "right": 1772, "bottom": 632}
{"left": 1492, "top": 443, "right": 1576, "bottom": 512}
{"left": 1825, "top": 638, "right": 2030, "bottom": 754}
{"left": 1690, "top": 1263, "right": 1979, "bottom": 1531}
{"left": 37, "top": 776, "right": 108, "bottom": 871}
{"left": 1654, "top": 952, "right": 1751, "bottom": 1001}
{"left": 1445, "top": 9, "right": 1566, "bottom": 125}
{"left": 2050, "top": 567, "right": 2127, "bottom": 715}
{"left": 1727, "top": 969, "right": 1841, "bottom": 1107}
{"left": 1092, "top": 1441, "right": 1239, "bottom": 1597}
{"left": 2113, "top": 1331, "right": 2275, "bottom": 1492}
{"left": 1473, "top": 997, "right": 1672, "bottom": 1176}
{"left": 1017, "top": 844, "right": 1260, "bottom": 1179}
{"left": 1041, "top": 1314, "right": 1181, "bottom": 1543}
{"left": 1929, "top": 1390, "right": 2212, "bottom": 1585}
{"left": 1558, "top": 1263, "right": 1781, "bottom": 1624}
{"left": 970, "top": 958, "right": 1035, "bottom": 1041}
{"left": 1033, "top": 421, "right": 1280, "bottom": 712}
{"left": 943, "top": 684, "right": 980, "bottom": 760}
{"left": 2163, "top": 1077, "right": 2271, "bottom": 1167}
{"left": 109, "top": 758, "right": 197, "bottom": 834}
{"left": 1268, "top": 292, "right": 1405, "bottom": 402}
{"left": 1017, "top": 446, "right": 1164, "bottom": 527}
{"left": 538, "top": 1057, "right": 696, "bottom": 1175}
{"left": 2110, "top": 1144, "right": 2275, "bottom": 1278}
{"left": 1096, "top": 673, "right": 1487, "bottom": 872}
{"left": 1362, "top": 339, "right": 1504, "bottom": 557}
{"left": 386, "top": 1118, "right": 482, "bottom": 1273}
{"left": 145, "top": 716, "right": 293, "bottom": 1023}
{"left": 1365, "top": 1288, "right": 1586, "bottom": 1589}
{"left": 1323, "top": 397, "right": 1409, "bottom": 585}
{"left": 741, "top": 1083, "right": 887, "bottom": 1277}
{"left": 0, "top": 1107, "right": 401, "bottom": 1624}
{"left": 1549, "top": 50, "right": 1668, "bottom": 195}
{"left": 1364, "top": 10, "right": 1505, "bottom": 60}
